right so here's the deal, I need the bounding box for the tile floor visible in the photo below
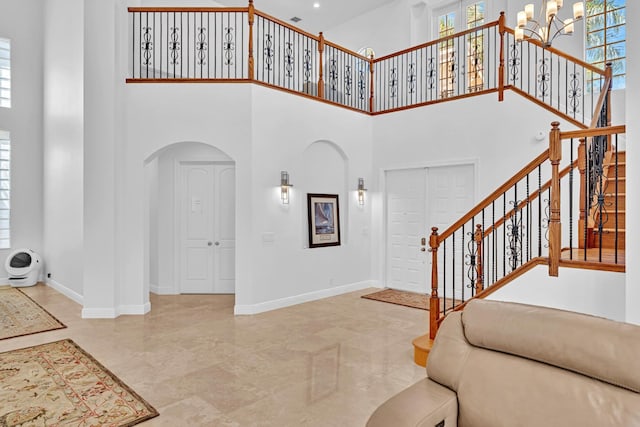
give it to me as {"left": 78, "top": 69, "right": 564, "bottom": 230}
{"left": 0, "top": 285, "right": 429, "bottom": 426}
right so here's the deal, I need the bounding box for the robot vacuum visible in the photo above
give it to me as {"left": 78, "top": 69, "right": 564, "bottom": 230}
{"left": 6, "top": 248, "right": 42, "bottom": 287}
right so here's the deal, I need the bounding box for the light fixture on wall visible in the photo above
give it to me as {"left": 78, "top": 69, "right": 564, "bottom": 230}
{"left": 357, "top": 178, "right": 367, "bottom": 206}
{"left": 281, "top": 171, "right": 293, "bottom": 204}
{"left": 515, "top": 1, "right": 584, "bottom": 48}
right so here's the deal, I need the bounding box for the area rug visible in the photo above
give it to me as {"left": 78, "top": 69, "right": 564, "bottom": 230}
{"left": 362, "top": 288, "right": 455, "bottom": 311}
{"left": 0, "top": 339, "right": 159, "bottom": 426}
{"left": 0, "top": 285, "right": 66, "bottom": 340}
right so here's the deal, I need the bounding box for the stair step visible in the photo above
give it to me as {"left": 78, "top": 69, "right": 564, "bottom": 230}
{"left": 603, "top": 193, "right": 626, "bottom": 209}
{"left": 594, "top": 210, "right": 625, "bottom": 228}
{"left": 606, "top": 177, "right": 626, "bottom": 192}
{"left": 412, "top": 334, "right": 434, "bottom": 367}
{"left": 590, "top": 228, "right": 625, "bottom": 249}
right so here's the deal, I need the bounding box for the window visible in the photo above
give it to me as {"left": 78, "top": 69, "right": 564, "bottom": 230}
{"left": 466, "top": 2, "right": 485, "bottom": 92}
{"left": 0, "top": 38, "right": 10, "bottom": 108}
{"left": 439, "top": 12, "right": 456, "bottom": 97}
{"left": 586, "top": 0, "right": 625, "bottom": 89}
{"left": 0, "top": 130, "right": 9, "bottom": 249}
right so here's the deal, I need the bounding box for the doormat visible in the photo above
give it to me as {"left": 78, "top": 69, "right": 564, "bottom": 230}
{"left": 0, "top": 339, "right": 159, "bottom": 426}
{"left": 0, "top": 285, "right": 66, "bottom": 340}
{"left": 362, "top": 288, "right": 455, "bottom": 311}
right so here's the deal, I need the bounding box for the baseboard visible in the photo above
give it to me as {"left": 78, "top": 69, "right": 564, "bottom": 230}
{"left": 81, "top": 302, "right": 151, "bottom": 319}
{"left": 149, "top": 283, "right": 177, "bottom": 295}
{"left": 46, "top": 278, "right": 84, "bottom": 306}
{"left": 234, "top": 280, "right": 377, "bottom": 315}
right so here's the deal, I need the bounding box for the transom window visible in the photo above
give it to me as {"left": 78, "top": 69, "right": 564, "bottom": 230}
{"left": 586, "top": 0, "right": 625, "bottom": 89}
{"left": 0, "top": 38, "right": 10, "bottom": 108}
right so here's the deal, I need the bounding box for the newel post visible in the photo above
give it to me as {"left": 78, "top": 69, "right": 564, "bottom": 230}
{"left": 549, "top": 121, "right": 562, "bottom": 276}
{"left": 248, "top": 0, "right": 255, "bottom": 80}
{"left": 429, "top": 227, "right": 441, "bottom": 340}
{"left": 369, "top": 55, "right": 375, "bottom": 113}
{"left": 474, "top": 224, "right": 484, "bottom": 294}
{"left": 318, "top": 32, "right": 325, "bottom": 99}
{"left": 498, "top": 11, "right": 506, "bottom": 102}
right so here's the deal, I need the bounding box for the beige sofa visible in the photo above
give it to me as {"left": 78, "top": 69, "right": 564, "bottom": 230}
{"left": 367, "top": 299, "right": 640, "bottom": 427}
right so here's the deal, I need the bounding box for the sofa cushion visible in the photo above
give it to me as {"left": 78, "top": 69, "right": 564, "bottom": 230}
{"left": 455, "top": 345, "right": 640, "bottom": 427}
{"left": 427, "top": 312, "right": 472, "bottom": 392}
{"left": 461, "top": 299, "right": 640, "bottom": 393}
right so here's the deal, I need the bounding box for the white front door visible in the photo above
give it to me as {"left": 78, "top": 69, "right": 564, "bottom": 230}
{"left": 386, "top": 168, "right": 428, "bottom": 293}
{"left": 179, "top": 162, "right": 235, "bottom": 294}
{"left": 385, "top": 164, "right": 474, "bottom": 294}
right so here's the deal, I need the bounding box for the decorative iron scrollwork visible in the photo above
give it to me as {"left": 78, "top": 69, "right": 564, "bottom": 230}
{"left": 284, "top": 41, "right": 294, "bottom": 78}
{"left": 507, "top": 200, "right": 523, "bottom": 271}
{"left": 587, "top": 134, "right": 611, "bottom": 231}
{"left": 542, "top": 197, "right": 550, "bottom": 248}
{"left": 344, "top": 65, "right": 353, "bottom": 96}
{"left": 509, "top": 43, "right": 520, "bottom": 83}
{"left": 389, "top": 68, "right": 398, "bottom": 98}
{"left": 223, "top": 27, "right": 235, "bottom": 66}
{"left": 141, "top": 27, "right": 153, "bottom": 66}
{"left": 465, "top": 231, "right": 479, "bottom": 292}
{"left": 568, "top": 72, "right": 582, "bottom": 114}
{"left": 329, "top": 58, "right": 338, "bottom": 92}
{"left": 358, "top": 69, "right": 366, "bottom": 100}
{"left": 169, "top": 27, "right": 181, "bottom": 65}
{"left": 264, "top": 34, "right": 274, "bottom": 71}
{"left": 426, "top": 57, "right": 436, "bottom": 89}
{"left": 196, "top": 27, "right": 207, "bottom": 66}
{"left": 468, "top": 42, "right": 482, "bottom": 92}
{"left": 537, "top": 57, "right": 550, "bottom": 98}
{"left": 303, "top": 48, "right": 312, "bottom": 83}
{"left": 408, "top": 63, "right": 416, "bottom": 94}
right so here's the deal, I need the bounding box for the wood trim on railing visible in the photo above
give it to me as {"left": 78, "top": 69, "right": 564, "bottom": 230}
{"left": 484, "top": 161, "right": 576, "bottom": 235}
{"left": 548, "top": 121, "right": 562, "bottom": 277}
{"left": 437, "top": 149, "right": 550, "bottom": 243}
{"left": 498, "top": 12, "right": 506, "bottom": 102}
{"left": 503, "top": 27, "right": 606, "bottom": 76}
{"left": 253, "top": 10, "right": 319, "bottom": 41}
{"left": 248, "top": 0, "right": 255, "bottom": 80}
{"left": 324, "top": 39, "right": 370, "bottom": 61}
{"left": 373, "top": 19, "right": 500, "bottom": 63}
{"left": 588, "top": 77, "right": 612, "bottom": 129}
{"left": 371, "top": 88, "right": 500, "bottom": 116}
{"left": 128, "top": 7, "right": 248, "bottom": 13}
{"left": 560, "top": 125, "right": 626, "bottom": 140}
{"left": 508, "top": 86, "right": 587, "bottom": 129}
{"left": 126, "top": 78, "right": 252, "bottom": 84}
{"left": 559, "top": 259, "right": 625, "bottom": 273}
{"left": 318, "top": 32, "right": 325, "bottom": 99}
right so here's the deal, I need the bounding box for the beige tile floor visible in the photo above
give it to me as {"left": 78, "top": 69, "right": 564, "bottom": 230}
{"left": 0, "top": 285, "right": 429, "bottom": 426}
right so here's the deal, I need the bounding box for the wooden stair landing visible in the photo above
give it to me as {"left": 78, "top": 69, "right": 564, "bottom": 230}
{"left": 561, "top": 247, "right": 625, "bottom": 267}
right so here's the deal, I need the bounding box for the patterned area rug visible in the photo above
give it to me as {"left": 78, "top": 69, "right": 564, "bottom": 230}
{"left": 0, "top": 285, "right": 66, "bottom": 340}
{"left": 0, "top": 339, "right": 158, "bottom": 426}
{"left": 362, "top": 288, "right": 455, "bottom": 311}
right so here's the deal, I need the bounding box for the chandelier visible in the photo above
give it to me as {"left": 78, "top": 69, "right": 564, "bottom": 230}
{"left": 515, "top": 1, "right": 584, "bottom": 48}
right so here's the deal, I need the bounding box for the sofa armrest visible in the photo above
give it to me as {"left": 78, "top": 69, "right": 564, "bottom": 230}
{"left": 367, "top": 378, "right": 458, "bottom": 427}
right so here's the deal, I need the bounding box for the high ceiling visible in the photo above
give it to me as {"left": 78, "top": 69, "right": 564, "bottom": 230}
{"left": 222, "top": 0, "right": 399, "bottom": 35}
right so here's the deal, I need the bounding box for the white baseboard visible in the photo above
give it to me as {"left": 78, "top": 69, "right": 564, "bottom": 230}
{"left": 149, "top": 283, "right": 177, "bottom": 295}
{"left": 82, "top": 302, "right": 151, "bottom": 319}
{"left": 46, "top": 278, "right": 84, "bottom": 306}
{"left": 234, "top": 280, "right": 377, "bottom": 315}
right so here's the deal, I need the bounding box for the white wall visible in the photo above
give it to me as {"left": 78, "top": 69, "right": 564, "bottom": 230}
{"left": 43, "top": 0, "right": 84, "bottom": 301}
{"left": 0, "top": 0, "right": 44, "bottom": 280}
{"left": 625, "top": 0, "right": 639, "bottom": 325}
{"left": 487, "top": 265, "right": 626, "bottom": 322}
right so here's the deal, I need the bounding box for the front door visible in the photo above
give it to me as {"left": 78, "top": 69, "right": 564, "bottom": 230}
{"left": 179, "top": 162, "right": 235, "bottom": 294}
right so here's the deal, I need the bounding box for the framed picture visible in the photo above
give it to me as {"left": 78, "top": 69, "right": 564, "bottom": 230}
{"left": 307, "top": 193, "right": 341, "bottom": 248}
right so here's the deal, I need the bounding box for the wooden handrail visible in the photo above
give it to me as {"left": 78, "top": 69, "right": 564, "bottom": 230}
{"left": 437, "top": 150, "right": 550, "bottom": 244}
{"left": 560, "top": 125, "right": 626, "bottom": 140}
{"left": 508, "top": 87, "right": 588, "bottom": 129}
{"left": 128, "top": 7, "right": 248, "bottom": 13}
{"left": 587, "top": 75, "right": 612, "bottom": 129}
{"left": 253, "top": 10, "right": 320, "bottom": 41}
{"left": 324, "top": 39, "right": 370, "bottom": 61}
{"left": 374, "top": 19, "right": 500, "bottom": 63}
{"left": 484, "top": 161, "right": 576, "bottom": 236}
{"left": 503, "top": 27, "right": 606, "bottom": 76}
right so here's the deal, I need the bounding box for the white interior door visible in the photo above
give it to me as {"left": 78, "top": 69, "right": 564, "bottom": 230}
{"left": 179, "top": 162, "right": 235, "bottom": 294}
{"left": 385, "top": 164, "right": 475, "bottom": 294}
{"left": 386, "top": 168, "right": 428, "bottom": 293}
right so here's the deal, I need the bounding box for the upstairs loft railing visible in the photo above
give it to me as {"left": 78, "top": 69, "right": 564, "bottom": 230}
{"left": 426, "top": 67, "right": 627, "bottom": 340}
{"left": 127, "top": 4, "right": 609, "bottom": 126}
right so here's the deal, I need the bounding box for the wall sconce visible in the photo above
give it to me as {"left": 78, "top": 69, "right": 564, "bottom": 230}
{"left": 357, "top": 178, "right": 367, "bottom": 206}
{"left": 281, "top": 171, "right": 293, "bottom": 204}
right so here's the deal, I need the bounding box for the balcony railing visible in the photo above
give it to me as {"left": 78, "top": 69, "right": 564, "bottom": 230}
{"left": 127, "top": 3, "right": 609, "bottom": 126}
